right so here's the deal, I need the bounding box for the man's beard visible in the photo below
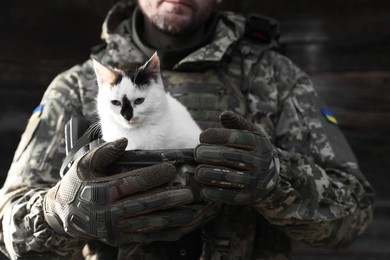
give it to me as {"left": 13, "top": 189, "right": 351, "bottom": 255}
{"left": 150, "top": 14, "right": 198, "bottom": 36}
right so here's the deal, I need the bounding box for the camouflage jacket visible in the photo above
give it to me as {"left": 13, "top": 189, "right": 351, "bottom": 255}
{"left": 0, "top": 1, "right": 375, "bottom": 259}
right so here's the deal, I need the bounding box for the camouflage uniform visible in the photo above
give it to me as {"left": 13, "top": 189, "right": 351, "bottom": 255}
{"left": 0, "top": 1, "right": 374, "bottom": 259}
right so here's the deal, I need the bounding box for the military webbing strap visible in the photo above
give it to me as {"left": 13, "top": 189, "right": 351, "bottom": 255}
{"left": 60, "top": 115, "right": 103, "bottom": 177}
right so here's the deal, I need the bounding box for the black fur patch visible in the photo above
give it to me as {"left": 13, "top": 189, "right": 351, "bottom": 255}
{"left": 111, "top": 74, "right": 123, "bottom": 86}
{"left": 132, "top": 67, "right": 158, "bottom": 88}
{"left": 120, "top": 95, "right": 133, "bottom": 121}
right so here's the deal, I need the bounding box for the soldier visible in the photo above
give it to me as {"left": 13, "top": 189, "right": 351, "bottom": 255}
{"left": 0, "top": 0, "right": 375, "bottom": 259}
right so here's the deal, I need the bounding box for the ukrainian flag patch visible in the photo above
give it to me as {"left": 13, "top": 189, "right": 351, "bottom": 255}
{"left": 321, "top": 108, "right": 338, "bottom": 125}
{"left": 30, "top": 105, "right": 43, "bottom": 121}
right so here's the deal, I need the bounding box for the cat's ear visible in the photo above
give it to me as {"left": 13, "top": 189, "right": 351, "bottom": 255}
{"left": 92, "top": 59, "right": 122, "bottom": 86}
{"left": 134, "top": 52, "right": 160, "bottom": 86}
{"left": 143, "top": 52, "right": 160, "bottom": 73}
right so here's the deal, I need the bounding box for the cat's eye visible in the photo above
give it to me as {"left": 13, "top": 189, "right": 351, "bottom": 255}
{"left": 111, "top": 100, "right": 121, "bottom": 106}
{"left": 134, "top": 98, "right": 145, "bottom": 105}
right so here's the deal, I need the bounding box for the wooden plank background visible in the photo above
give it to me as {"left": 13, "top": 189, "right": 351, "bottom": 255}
{"left": 1, "top": 0, "right": 389, "bottom": 259}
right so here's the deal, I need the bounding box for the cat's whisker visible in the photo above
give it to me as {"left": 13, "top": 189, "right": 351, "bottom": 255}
{"left": 86, "top": 121, "right": 102, "bottom": 139}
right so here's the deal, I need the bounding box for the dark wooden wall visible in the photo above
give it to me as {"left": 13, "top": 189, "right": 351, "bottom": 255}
{"left": 1, "top": 0, "right": 389, "bottom": 259}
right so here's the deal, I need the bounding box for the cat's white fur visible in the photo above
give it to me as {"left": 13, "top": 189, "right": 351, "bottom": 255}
{"left": 93, "top": 53, "right": 201, "bottom": 150}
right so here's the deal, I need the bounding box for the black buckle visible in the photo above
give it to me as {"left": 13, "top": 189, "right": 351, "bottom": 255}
{"left": 246, "top": 14, "right": 280, "bottom": 43}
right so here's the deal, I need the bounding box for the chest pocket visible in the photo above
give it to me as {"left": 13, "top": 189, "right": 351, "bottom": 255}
{"left": 162, "top": 68, "right": 247, "bottom": 130}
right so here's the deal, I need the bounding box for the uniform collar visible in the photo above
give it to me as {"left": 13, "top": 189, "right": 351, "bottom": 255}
{"left": 175, "top": 11, "right": 246, "bottom": 70}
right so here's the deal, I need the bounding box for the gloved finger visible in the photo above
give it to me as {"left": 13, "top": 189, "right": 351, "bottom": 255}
{"left": 117, "top": 209, "right": 194, "bottom": 232}
{"left": 117, "top": 202, "right": 220, "bottom": 244}
{"left": 200, "top": 187, "right": 252, "bottom": 205}
{"left": 219, "top": 111, "right": 259, "bottom": 133}
{"left": 107, "top": 163, "right": 176, "bottom": 200}
{"left": 195, "top": 144, "right": 263, "bottom": 169}
{"left": 179, "top": 202, "right": 220, "bottom": 226}
{"left": 81, "top": 138, "right": 128, "bottom": 172}
{"left": 111, "top": 186, "right": 194, "bottom": 217}
{"left": 118, "top": 229, "right": 185, "bottom": 244}
{"left": 195, "top": 164, "right": 254, "bottom": 189}
{"left": 200, "top": 128, "right": 261, "bottom": 150}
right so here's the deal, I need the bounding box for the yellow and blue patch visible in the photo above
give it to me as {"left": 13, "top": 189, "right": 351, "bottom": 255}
{"left": 30, "top": 105, "right": 43, "bottom": 121}
{"left": 321, "top": 108, "right": 338, "bottom": 125}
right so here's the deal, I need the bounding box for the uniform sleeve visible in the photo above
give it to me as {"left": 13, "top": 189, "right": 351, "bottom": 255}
{"left": 0, "top": 65, "right": 88, "bottom": 259}
{"left": 249, "top": 51, "right": 375, "bottom": 249}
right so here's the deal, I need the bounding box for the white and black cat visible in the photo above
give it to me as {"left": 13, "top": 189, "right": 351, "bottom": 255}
{"left": 93, "top": 52, "right": 201, "bottom": 150}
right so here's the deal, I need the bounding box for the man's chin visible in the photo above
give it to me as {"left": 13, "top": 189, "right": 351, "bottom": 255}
{"left": 152, "top": 15, "right": 195, "bottom": 35}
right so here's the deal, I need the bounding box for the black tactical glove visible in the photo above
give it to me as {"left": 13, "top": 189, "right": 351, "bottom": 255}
{"left": 43, "top": 138, "right": 196, "bottom": 246}
{"left": 194, "top": 111, "right": 280, "bottom": 205}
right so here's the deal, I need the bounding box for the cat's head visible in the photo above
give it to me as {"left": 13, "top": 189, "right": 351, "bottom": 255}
{"left": 93, "top": 52, "right": 167, "bottom": 129}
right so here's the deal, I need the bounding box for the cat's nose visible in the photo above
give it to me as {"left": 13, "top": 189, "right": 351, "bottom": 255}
{"left": 123, "top": 113, "right": 132, "bottom": 121}
{"left": 121, "top": 103, "right": 133, "bottom": 121}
